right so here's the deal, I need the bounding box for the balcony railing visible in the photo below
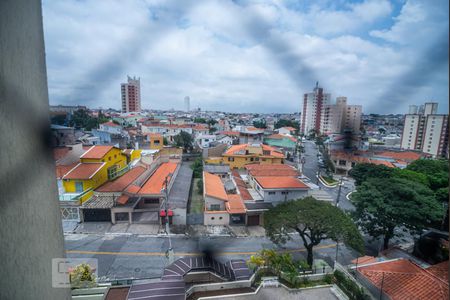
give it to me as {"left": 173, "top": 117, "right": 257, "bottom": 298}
{"left": 59, "top": 188, "right": 93, "bottom": 202}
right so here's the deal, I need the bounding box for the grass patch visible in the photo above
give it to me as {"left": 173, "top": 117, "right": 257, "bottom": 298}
{"left": 189, "top": 178, "right": 204, "bottom": 214}
{"left": 321, "top": 175, "right": 338, "bottom": 185}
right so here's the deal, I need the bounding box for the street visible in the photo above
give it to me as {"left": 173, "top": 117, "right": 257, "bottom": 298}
{"left": 65, "top": 233, "right": 358, "bottom": 282}
{"left": 300, "top": 140, "right": 355, "bottom": 211}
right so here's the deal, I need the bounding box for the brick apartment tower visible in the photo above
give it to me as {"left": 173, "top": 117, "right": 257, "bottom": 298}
{"left": 121, "top": 76, "right": 141, "bottom": 113}
{"left": 301, "top": 82, "right": 331, "bottom": 136}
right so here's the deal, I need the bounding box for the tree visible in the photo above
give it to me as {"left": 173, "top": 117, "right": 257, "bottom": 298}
{"left": 349, "top": 163, "right": 393, "bottom": 186}
{"left": 191, "top": 157, "right": 203, "bottom": 178}
{"left": 253, "top": 119, "right": 267, "bottom": 129}
{"left": 194, "top": 117, "right": 207, "bottom": 124}
{"left": 69, "top": 263, "right": 96, "bottom": 288}
{"left": 50, "top": 114, "right": 67, "bottom": 125}
{"left": 173, "top": 131, "right": 193, "bottom": 152}
{"left": 352, "top": 177, "right": 444, "bottom": 250}
{"left": 275, "top": 119, "right": 299, "bottom": 130}
{"left": 70, "top": 109, "right": 91, "bottom": 129}
{"left": 392, "top": 168, "right": 429, "bottom": 187}
{"left": 264, "top": 197, "right": 364, "bottom": 266}
{"left": 406, "top": 159, "right": 448, "bottom": 191}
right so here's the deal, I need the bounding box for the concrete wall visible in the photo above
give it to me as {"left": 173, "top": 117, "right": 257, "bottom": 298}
{"left": 204, "top": 212, "right": 229, "bottom": 225}
{"left": 0, "top": 1, "right": 71, "bottom": 298}
{"left": 205, "top": 195, "right": 226, "bottom": 211}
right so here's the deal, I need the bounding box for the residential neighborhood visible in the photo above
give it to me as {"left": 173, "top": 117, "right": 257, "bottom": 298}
{"left": 2, "top": 2, "right": 448, "bottom": 299}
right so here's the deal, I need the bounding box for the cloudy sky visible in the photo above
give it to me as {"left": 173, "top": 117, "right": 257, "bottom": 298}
{"left": 42, "top": 0, "right": 448, "bottom": 114}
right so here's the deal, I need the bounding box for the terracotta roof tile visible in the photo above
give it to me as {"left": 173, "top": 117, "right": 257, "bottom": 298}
{"left": 254, "top": 176, "right": 309, "bottom": 189}
{"left": 117, "top": 195, "right": 129, "bottom": 205}
{"left": 358, "top": 259, "right": 449, "bottom": 300}
{"left": 102, "top": 121, "right": 120, "bottom": 127}
{"left": 138, "top": 162, "right": 177, "bottom": 195}
{"left": 81, "top": 145, "right": 114, "bottom": 159}
{"left": 53, "top": 147, "right": 70, "bottom": 161}
{"left": 56, "top": 163, "right": 78, "bottom": 179}
{"left": 226, "top": 194, "right": 246, "bottom": 214}
{"left": 224, "top": 144, "right": 284, "bottom": 158}
{"left": 232, "top": 171, "right": 253, "bottom": 201}
{"left": 427, "top": 261, "right": 449, "bottom": 282}
{"left": 376, "top": 151, "right": 423, "bottom": 162}
{"left": 125, "top": 184, "right": 141, "bottom": 194}
{"left": 96, "top": 166, "right": 146, "bottom": 192}
{"left": 246, "top": 164, "right": 299, "bottom": 177}
{"left": 204, "top": 172, "right": 228, "bottom": 201}
{"left": 63, "top": 162, "right": 105, "bottom": 180}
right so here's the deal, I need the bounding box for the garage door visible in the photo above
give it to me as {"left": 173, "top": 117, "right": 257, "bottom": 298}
{"left": 83, "top": 209, "right": 111, "bottom": 222}
{"left": 247, "top": 215, "right": 260, "bottom": 226}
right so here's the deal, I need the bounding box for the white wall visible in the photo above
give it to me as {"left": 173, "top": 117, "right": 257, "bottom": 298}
{"left": 204, "top": 212, "right": 229, "bottom": 225}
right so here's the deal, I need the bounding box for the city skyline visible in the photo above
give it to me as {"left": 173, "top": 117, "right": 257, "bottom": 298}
{"left": 43, "top": 0, "right": 448, "bottom": 114}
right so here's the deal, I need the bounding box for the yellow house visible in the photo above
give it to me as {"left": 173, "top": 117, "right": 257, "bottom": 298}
{"left": 122, "top": 149, "right": 142, "bottom": 164}
{"left": 62, "top": 146, "right": 127, "bottom": 202}
{"left": 221, "top": 144, "right": 285, "bottom": 169}
{"left": 146, "top": 133, "right": 164, "bottom": 150}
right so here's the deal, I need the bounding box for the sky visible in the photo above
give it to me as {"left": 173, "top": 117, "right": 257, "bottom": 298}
{"left": 42, "top": 0, "right": 449, "bottom": 114}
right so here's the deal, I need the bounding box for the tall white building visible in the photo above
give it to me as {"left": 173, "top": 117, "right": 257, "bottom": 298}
{"left": 401, "top": 102, "right": 448, "bottom": 158}
{"left": 121, "top": 76, "right": 141, "bottom": 113}
{"left": 321, "top": 96, "right": 362, "bottom": 135}
{"left": 301, "top": 82, "right": 331, "bottom": 135}
{"left": 184, "top": 96, "right": 190, "bottom": 112}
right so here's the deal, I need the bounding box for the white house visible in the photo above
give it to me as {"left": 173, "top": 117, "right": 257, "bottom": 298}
{"left": 99, "top": 121, "right": 122, "bottom": 134}
{"left": 253, "top": 176, "right": 309, "bottom": 205}
{"left": 196, "top": 134, "right": 217, "bottom": 148}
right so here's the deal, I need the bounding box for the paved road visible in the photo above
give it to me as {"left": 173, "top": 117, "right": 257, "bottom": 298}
{"left": 65, "top": 234, "right": 358, "bottom": 282}
{"left": 300, "top": 140, "right": 355, "bottom": 211}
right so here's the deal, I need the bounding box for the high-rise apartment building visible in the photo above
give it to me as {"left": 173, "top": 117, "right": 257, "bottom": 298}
{"left": 401, "top": 102, "right": 448, "bottom": 158}
{"left": 301, "top": 82, "right": 331, "bottom": 135}
{"left": 184, "top": 96, "right": 190, "bottom": 112}
{"left": 121, "top": 76, "right": 141, "bottom": 113}
{"left": 321, "top": 96, "right": 362, "bottom": 135}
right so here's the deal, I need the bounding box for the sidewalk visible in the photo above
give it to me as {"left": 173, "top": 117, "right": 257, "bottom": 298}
{"left": 67, "top": 222, "right": 267, "bottom": 238}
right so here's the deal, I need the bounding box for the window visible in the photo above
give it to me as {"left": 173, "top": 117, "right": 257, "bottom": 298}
{"left": 108, "top": 156, "right": 111, "bottom": 161}
{"left": 281, "top": 191, "right": 289, "bottom": 195}
{"left": 219, "top": 217, "right": 223, "bottom": 220}
{"left": 114, "top": 154, "right": 117, "bottom": 158}
{"left": 339, "top": 160, "right": 346, "bottom": 166}
{"left": 228, "top": 157, "right": 234, "bottom": 162}
{"left": 268, "top": 192, "right": 275, "bottom": 195}
{"left": 75, "top": 181, "right": 83, "bottom": 193}
{"left": 255, "top": 157, "right": 260, "bottom": 161}
{"left": 211, "top": 217, "right": 215, "bottom": 220}
{"left": 210, "top": 204, "right": 221, "bottom": 210}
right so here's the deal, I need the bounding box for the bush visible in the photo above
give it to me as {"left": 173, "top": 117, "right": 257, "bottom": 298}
{"left": 324, "top": 273, "right": 333, "bottom": 284}
{"left": 334, "top": 270, "right": 370, "bottom": 300}
{"left": 196, "top": 179, "right": 203, "bottom": 194}
{"left": 69, "top": 263, "right": 96, "bottom": 289}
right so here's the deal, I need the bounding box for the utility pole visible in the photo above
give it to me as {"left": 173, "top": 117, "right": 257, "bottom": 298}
{"left": 162, "top": 173, "right": 174, "bottom": 264}
{"left": 335, "top": 176, "right": 343, "bottom": 207}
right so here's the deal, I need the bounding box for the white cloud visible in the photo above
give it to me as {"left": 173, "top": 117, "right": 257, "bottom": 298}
{"left": 42, "top": 0, "right": 448, "bottom": 114}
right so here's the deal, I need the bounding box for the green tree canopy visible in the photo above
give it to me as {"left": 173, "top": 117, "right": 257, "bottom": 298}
{"left": 352, "top": 177, "right": 444, "bottom": 250}
{"left": 194, "top": 117, "right": 207, "bottom": 124}
{"left": 252, "top": 119, "right": 267, "bottom": 129}
{"left": 173, "top": 131, "right": 193, "bottom": 152}
{"left": 406, "top": 159, "right": 449, "bottom": 191}
{"left": 264, "top": 197, "right": 364, "bottom": 266}
{"left": 275, "top": 119, "right": 299, "bottom": 130}
{"left": 191, "top": 157, "right": 203, "bottom": 178}
{"left": 392, "top": 168, "right": 429, "bottom": 187}
{"left": 348, "top": 163, "right": 393, "bottom": 186}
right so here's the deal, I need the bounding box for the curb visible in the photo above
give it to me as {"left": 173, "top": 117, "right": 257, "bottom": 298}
{"left": 346, "top": 191, "right": 355, "bottom": 201}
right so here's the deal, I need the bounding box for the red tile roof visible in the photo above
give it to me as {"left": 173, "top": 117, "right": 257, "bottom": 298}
{"left": 280, "top": 126, "right": 296, "bottom": 131}
{"left": 358, "top": 259, "right": 449, "bottom": 300}
{"left": 246, "top": 164, "right": 299, "bottom": 177}
{"left": 232, "top": 170, "right": 253, "bottom": 201}
{"left": 427, "top": 261, "right": 449, "bottom": 282}
{"left": 254, "top": 176, "right": 309, "bottom": 189}
{"left": 203, "top": 172, "right": 228, "bottom": 201}
{"left": 116, "top": 195, "right": 129, "bottom": 205}
{"left": 125, "top": 184, "right": 141, "bottom": 194}
{"left": 351, "top": 256, "right": 377, "bottom": 265}
{"left": 226, "top": 194, "right": 246, "bottom": 214}
{"left": 138, "top": 162, "right": 177, "bottom": 195}
{"left": 81, "top": 145, "right": 114, "bottom": 159}
{"left": 102, "top": 121, "right": 120, "bottom": 127}
{"left": 96, "top": 166, "right": 146, "bottom": 192}
{"left": 56, "top": 163, "right": 78, "bottom": 179}
{"left": 224, "top": 144, "right": 284, "bottom": 158}
{"left": 53, "top": 147, "right": 70, "bottom": 161}
{"left": 218, "top": 131, "right": 240, "bottom": 136}
{"left": 376, "top": 151, "right": 423, "bottom": 162}
{"left": 266, "top": 134, "right": 296, "bottom": 142}
{"left": 369, "top": 159, "right": 395, "bottom": 168}
{"left": 63, "top": 162, "right": 105, "bottom": 180}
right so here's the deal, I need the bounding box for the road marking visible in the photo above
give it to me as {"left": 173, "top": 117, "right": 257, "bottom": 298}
{"left": 65, "top": 243, "right": 337, "bottom": 257}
